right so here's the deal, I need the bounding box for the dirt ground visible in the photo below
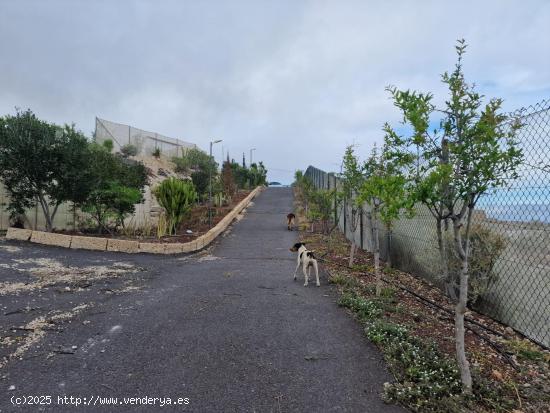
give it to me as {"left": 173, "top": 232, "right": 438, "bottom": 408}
{"left": 56, "top": 190, "right": 251, "bottom": 243}
{"left": 297, "top": 228, "right": 550, "bottom": 412}
{"left": 291, "top": 184, "right": 550, "bottom": 412}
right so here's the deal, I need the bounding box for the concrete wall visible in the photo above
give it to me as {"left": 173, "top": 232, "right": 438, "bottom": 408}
{"left": 0, "top": 182, "right": 75, "bottom": 231}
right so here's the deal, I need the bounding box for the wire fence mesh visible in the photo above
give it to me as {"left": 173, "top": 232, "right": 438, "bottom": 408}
{"left": 95, "top": 117, "right": 196, "bottom": 158}
{"left": 304, "top": 98, "right": 550, "bottom": 349}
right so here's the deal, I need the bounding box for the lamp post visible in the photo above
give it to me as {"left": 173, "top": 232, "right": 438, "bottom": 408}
{"left": 209, "top": 139, "right": 222, "bottom": 228}
{"left": 249, "top": 148, "right": 256, "bottom": 165}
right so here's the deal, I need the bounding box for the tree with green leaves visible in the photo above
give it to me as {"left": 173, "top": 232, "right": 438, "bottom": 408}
{"left": 358, "top": 144, "right": 413, "bottom": 295}
{"left": 341, "top": 145, "right": 364, "bottom": 266}
{"left": 294, "top": 170, "right": 314, "bottom": 218}
{"left": 81, "top": 143, "right": 148, "bottom": 233}
{"left": 0, "top": 110, "right": 93, "bottom": 231}
{"left": 230, "top": 161, "right": 251, "bottom": 189}
{"left": 173, "top": 147, "right": 217, "bottom": 178}
{"left": 384, "top": 40, "right": 523, "bottom": 392}
{"left": 249, "top": 162, "right": 268, "bottom": 186}
{"left": 308, "top": 188, "right": 337, "bottom": 234}
{"left": 83, "top": 183, "right": 142, "bottom": 231}
{"left": 221, "top": 160, "right": 237, "bottom": 199}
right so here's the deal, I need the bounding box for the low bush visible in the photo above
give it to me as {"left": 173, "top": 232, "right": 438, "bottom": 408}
{"left": 446, "top": 224, "right": 507, "bottom": 306}
{"left": 191, "top": 170, "right": 209, "bottom": 198}
{"left": 120, "top": 144, "right": 138, "bottom": 157}
{"left": 153, "top": 178, "right": 197, "bottom": 235}
{"left": 366, "top": 321, "right": 463, "bottom": 412}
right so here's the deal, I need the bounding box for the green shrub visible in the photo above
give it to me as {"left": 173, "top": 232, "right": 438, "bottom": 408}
{"left": 190, "top": 170, "right": 210, "bottom": 198}
{"left": 328, "top": 273, "right": 349, "bottom": 286}
{"left": 446, "top": 224, "right": 507, "bottom": 305}
{"left": 102, "top": 139, "right": 114, "bottom": 152}
{"left": 308, "top": 188, "right": 336, "bottom": 234}
{"left": 153, "top": 178, "right": 197, "bottom": 235}
{"left": 109, "top": 184, "right": 142, "bottom": 228}
{"left": 504, "top": 338, "right": 549, "bottom": 362}
{"left": 81, "top": 183, "right": 142, "bottom": 232}
{"left": 120, "top": 144, "right": 138, "bottom": 157}
{"left": 173, "top": 148, "right": 217, "bottom": 175}
{"left": 152, "top": 147, "right": 161, "bottom": 158}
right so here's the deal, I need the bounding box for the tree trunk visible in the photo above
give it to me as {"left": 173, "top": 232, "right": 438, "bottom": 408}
{"left": 50, "top": 203, "right": 60, "bottom": 228}
{"left": 453, "top": 210, "right": 473, "bottom": 393}
{"left": 37, "top": 194, "right": 53, "bottom": 232}
{"left": 437, "top": 217, "right": 455, "bottom": 301}
{"left": 373, "top": 211, "right": 381, "bottom": 296}
{"left": 385, "top": 224, "right": 392, "bottom": 268}
{"left": 365, "top": 210, "right": 374, "bottom": 253}
{"left": 349, "top": 241, "right": 356, "bottom": 267}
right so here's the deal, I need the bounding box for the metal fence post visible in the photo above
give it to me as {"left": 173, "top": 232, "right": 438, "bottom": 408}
{"left": 300, "top": 98, "right": 550, "bottom": 349}
{"left": 360, "top": 207, "right": 364, "bottom": 250}
{"left": 343, "top": 197, "right": 346, "bottom": 235}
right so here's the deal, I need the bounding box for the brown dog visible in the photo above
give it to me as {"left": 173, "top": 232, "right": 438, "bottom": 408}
{"left": 286, "top": 213, "right": 296, "bottom": 230}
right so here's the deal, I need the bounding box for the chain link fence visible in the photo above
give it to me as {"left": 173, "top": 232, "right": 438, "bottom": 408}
{"left": 304, "top": 99, "right": 550, "bottom": 349}
{"left": 95, "top": 118, "right": 196, "bottom": 158}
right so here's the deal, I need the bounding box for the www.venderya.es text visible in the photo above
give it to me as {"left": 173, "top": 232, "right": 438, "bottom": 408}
{"left": 11, "top": 395, "right": 190, "bottom": 408}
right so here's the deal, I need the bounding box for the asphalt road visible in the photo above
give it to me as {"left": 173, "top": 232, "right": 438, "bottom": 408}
{"left": 0, "top": 188, "right": 405, "bottom": 412}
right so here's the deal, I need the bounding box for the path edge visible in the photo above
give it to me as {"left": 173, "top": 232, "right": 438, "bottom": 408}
{"left": 5, "top": 186, "right": 264, "bottom": 255}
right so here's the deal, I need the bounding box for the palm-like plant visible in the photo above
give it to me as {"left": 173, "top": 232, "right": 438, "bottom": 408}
{"left": 153, "top": 178, "right": 197, "bottom": 235}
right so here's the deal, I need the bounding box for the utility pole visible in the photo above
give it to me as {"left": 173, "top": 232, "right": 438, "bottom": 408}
{"left": 250, "top": 148, "right": 256, "bottom": 165}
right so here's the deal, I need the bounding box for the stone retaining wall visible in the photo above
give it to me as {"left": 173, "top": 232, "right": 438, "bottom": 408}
{"left": 5, "top": 187, "right": 262, "bottom": 254}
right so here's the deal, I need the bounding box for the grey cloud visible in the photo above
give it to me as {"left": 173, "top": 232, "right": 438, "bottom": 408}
{"left": 0, "top": 0, "right": 548, "bottom": 183}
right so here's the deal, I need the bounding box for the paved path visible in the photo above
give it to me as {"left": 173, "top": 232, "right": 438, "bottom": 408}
{"left": 0, "top": 188, "right": 404, "bottom": 412}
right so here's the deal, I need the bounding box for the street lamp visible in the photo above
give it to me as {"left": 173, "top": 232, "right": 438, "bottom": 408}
{"left": 209, "top": 139, "right": 222, "bottom": 228}
{"left": 249, "top": 148, "right": 256, "bottom": 165}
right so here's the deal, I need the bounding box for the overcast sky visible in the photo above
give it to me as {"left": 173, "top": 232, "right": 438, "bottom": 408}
{"left": 1, "top": 0, "right": 549, "bottom": 183}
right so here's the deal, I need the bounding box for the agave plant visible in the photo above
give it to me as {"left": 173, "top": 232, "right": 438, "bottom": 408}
{"left": 153, "top": 178, "right": 197, "bottom": 235}
{"left": 213, "top": 192, "right": 227, "bottom": 207}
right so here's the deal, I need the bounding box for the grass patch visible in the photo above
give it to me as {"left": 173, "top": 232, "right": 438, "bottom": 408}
{"left": 504, "top": 338, "right": 550, "bottom": 363}
{"left": 329, "top": 273, "right": 351, "bottom": 285}
{"left": 351, "top": 263, "right": 373, "bottom": 272}
{"left": 329, "top": 273, "right": 362, "bottom": 290}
